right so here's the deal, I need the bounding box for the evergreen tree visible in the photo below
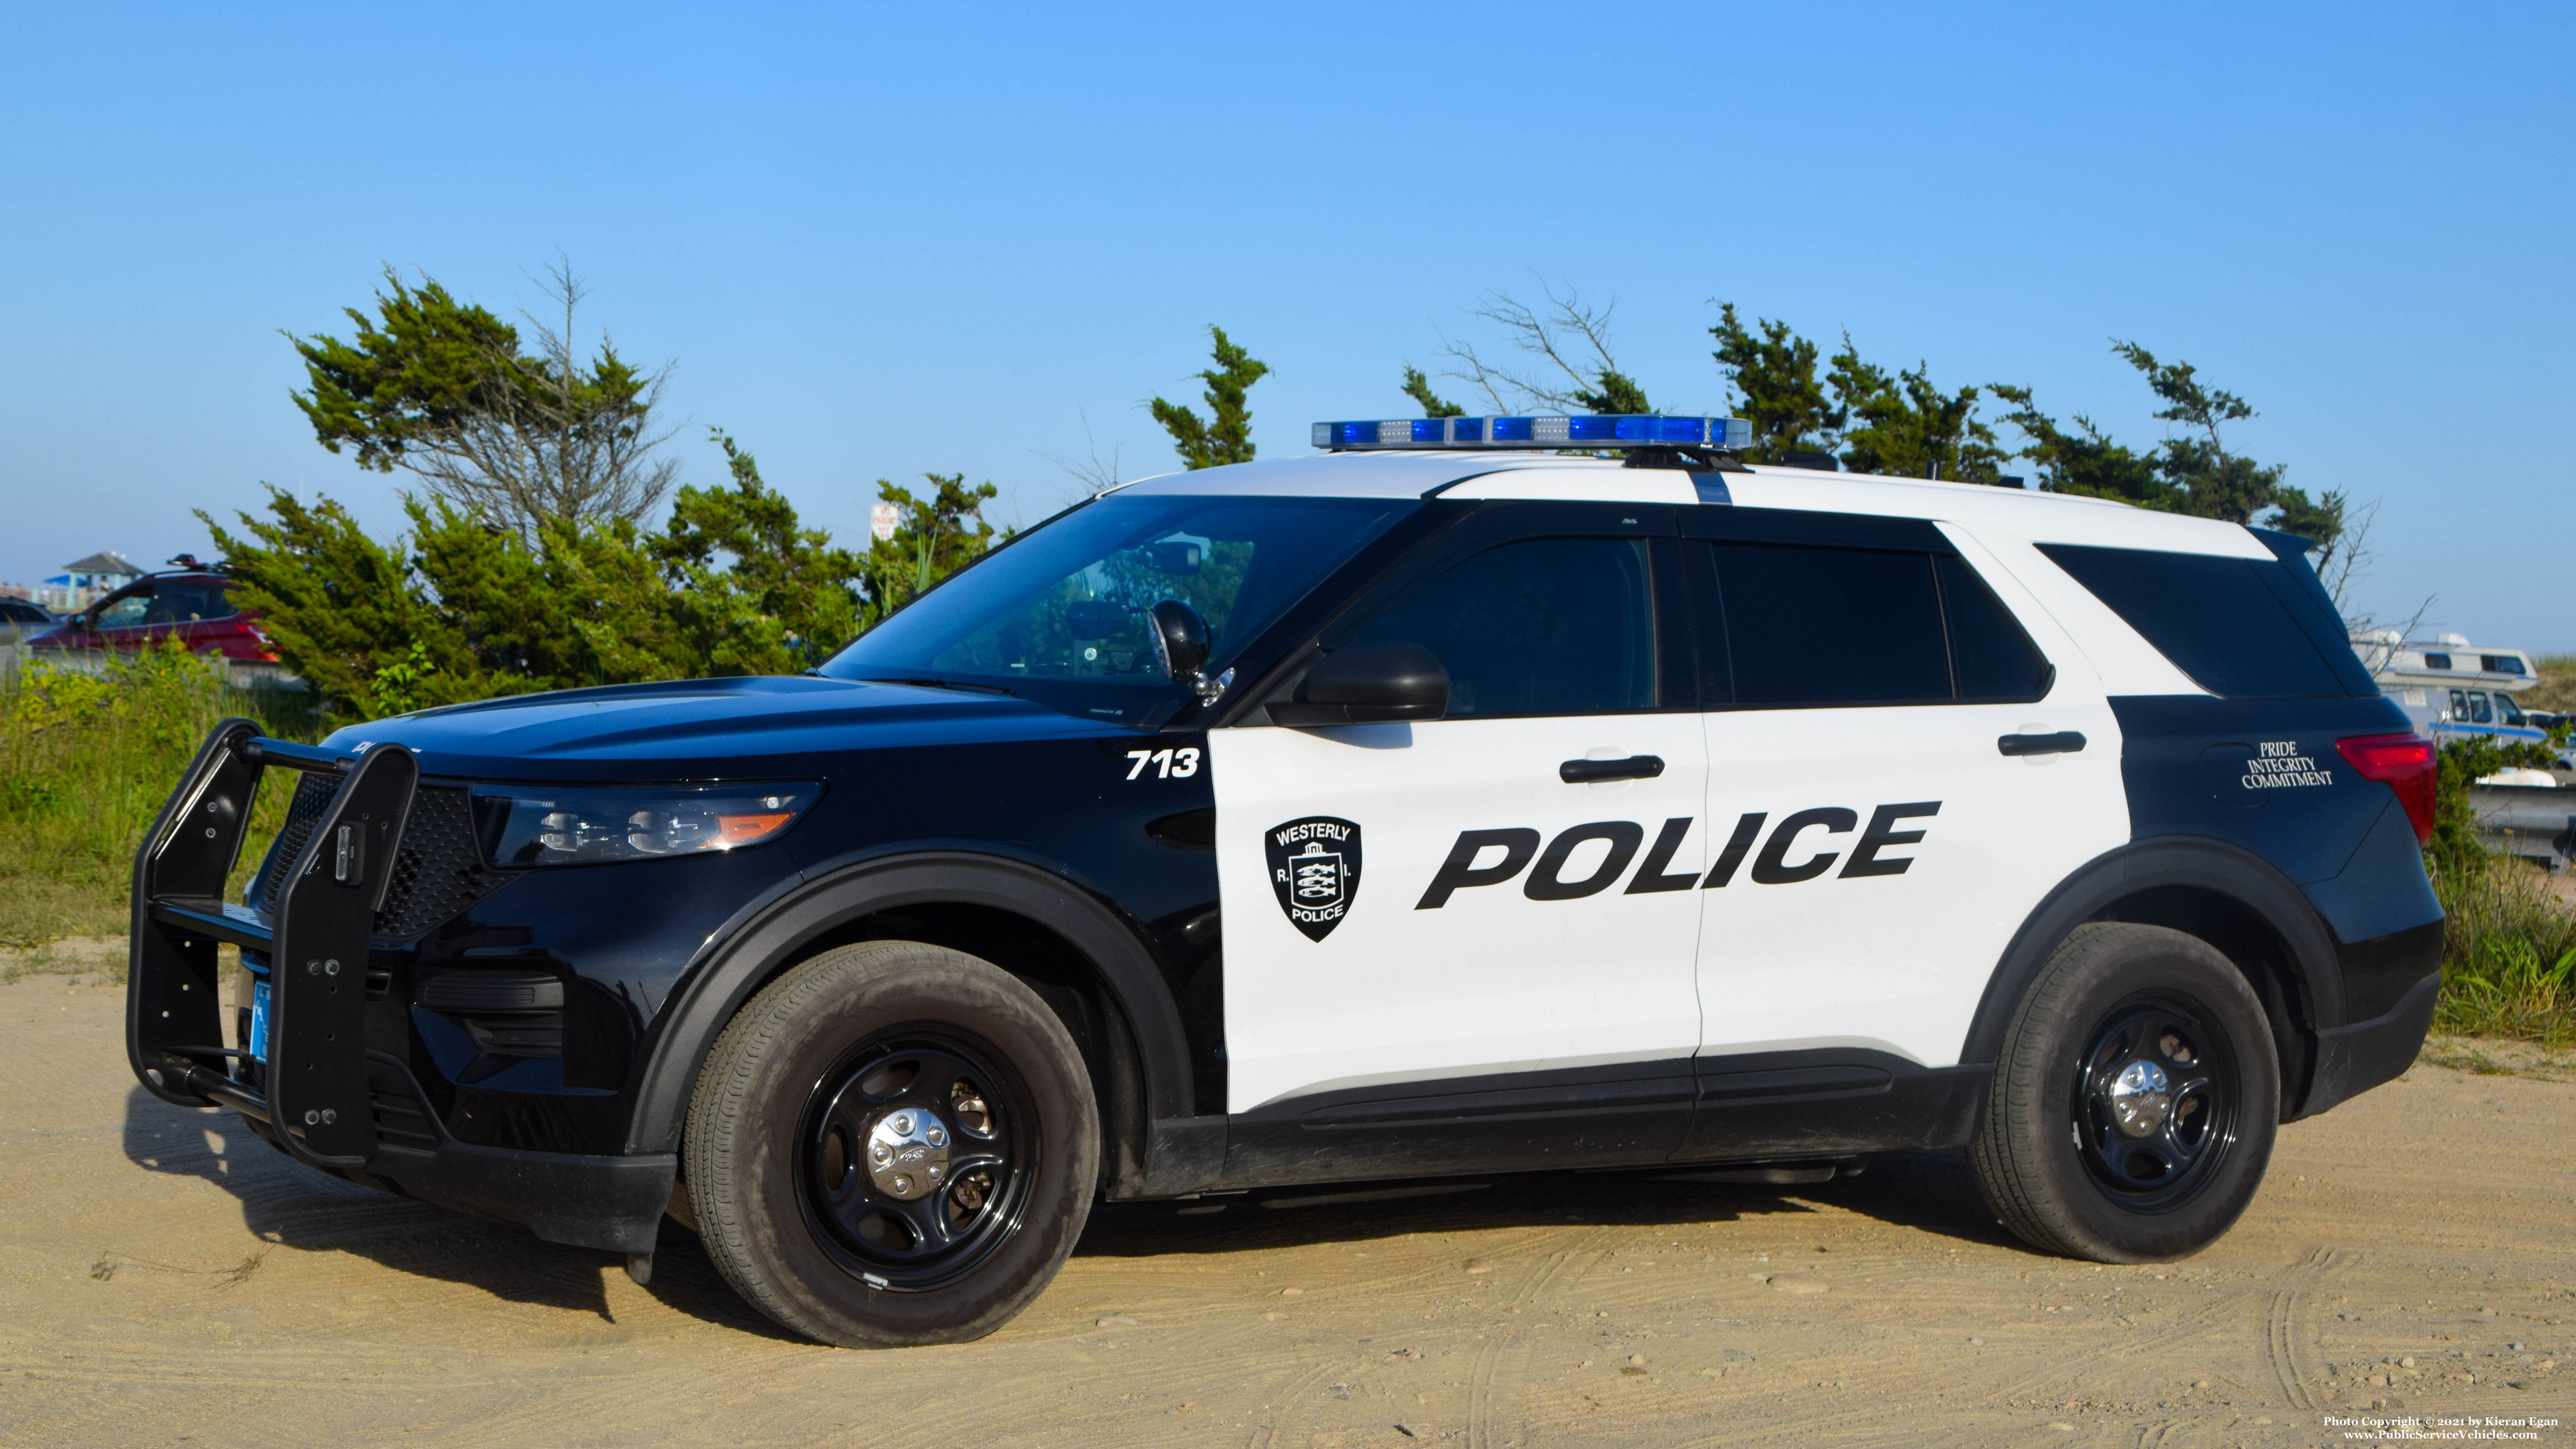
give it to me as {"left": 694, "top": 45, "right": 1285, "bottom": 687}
{"left": 1150, "top": 326, "right": 1267, "bottom": 469}
{"left": 1994, "top": 341, "right": 2344, "bottom": 544}
{"left": 1399, "top": 365, "right": 1465, "bottom": 417}
{"left": 1708, "top": 304, "right": 1843, "bottom": 462}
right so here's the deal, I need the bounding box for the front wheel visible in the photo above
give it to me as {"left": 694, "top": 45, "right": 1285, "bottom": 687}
{"left": 1967, "top": 922, "right": 2279, "bottom": 1262}
{"left": 684, "top": 940, "right": 1099, "bottom": 1346}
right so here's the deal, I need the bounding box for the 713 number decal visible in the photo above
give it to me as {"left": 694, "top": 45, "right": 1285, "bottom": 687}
{"left": 1125, "top": 747, "right": 1201, "bottom": 781}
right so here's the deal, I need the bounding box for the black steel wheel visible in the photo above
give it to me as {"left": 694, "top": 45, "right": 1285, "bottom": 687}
{"left": 2070, "top": 1000, "right": 2239, "bottom": 1211}
{"left": 685, "top": 940, "right": 1098, "bottom": 1346}
{"left": 797, "top": 1030, "right": 1036, "bottom": 1291}
{"left": 1968, "top": 923, "right": 2279, "bottom": 1262}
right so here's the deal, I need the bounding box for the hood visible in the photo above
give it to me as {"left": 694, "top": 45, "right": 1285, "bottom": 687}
{"left": 323, "top": 674, "right": 1116, "bottom": 782}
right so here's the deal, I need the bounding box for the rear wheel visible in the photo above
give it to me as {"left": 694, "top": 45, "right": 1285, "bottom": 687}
{"left": 684, "top": 940, "right": 1098, "bottom": 1345}
{"left": 1967, "top": 922, "right": 2278, "bottom": 1262}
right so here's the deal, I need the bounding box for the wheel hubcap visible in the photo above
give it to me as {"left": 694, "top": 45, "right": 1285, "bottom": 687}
{"left": 2072, "top": 1001, "right": 2236, "bottom": 1211}
{"left": 2106, "top": 1060, "right": 2171, "bottom": 1137}
{"left": 866, "top": 1109, "right": 952, "bottom": 1199}
{"left": 798, "top": 1031, "right": 1030, "bottom": 1289}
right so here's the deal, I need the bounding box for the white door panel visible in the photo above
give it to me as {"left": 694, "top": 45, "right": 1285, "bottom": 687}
{"left": 1213, "top": 715, "right": 1707, "bottom": 1112}
{"left": 1694, "top": 698, "right": 2127, "bottom": 1066}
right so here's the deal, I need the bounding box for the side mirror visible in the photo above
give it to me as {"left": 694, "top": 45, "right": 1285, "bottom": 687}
{"left": 1270, "top": 642, "right": 1449, "bottom": 726}
{"left": 1147, "top": 599, "right": 1210, "bottom": 682}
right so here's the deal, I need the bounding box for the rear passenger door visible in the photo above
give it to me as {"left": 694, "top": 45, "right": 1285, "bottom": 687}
{"left": 1213, "top": 504, "right": 1708, "bottom": 1125}
{"left": 1680, "top": 509, "right": 2128, "bottom": 1073}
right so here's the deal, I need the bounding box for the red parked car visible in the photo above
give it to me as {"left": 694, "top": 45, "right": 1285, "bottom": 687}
{"left": 28, "top": 562, "right": 275, "bottom": 661}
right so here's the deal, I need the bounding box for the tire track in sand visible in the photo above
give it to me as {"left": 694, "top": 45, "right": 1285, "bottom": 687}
{"left": 2265, "top": 1245, "right": 2348, "bottom": 1411}
{"left": 1461, "top": 1229, "right": 1612, "bottom": 1449}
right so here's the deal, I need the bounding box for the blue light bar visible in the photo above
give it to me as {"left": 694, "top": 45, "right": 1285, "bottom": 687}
{"left": 1312, "top": 415, "right": 1752, "bottom": 452}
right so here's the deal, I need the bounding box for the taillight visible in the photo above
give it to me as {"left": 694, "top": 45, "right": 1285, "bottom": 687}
{"left": 2337, "top": 733, "right": 2437, "bottom": 845}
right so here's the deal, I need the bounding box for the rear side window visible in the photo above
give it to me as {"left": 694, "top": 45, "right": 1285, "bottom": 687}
{"left": 1700, "top": 543, "right": 2048, "bottom": 707}
{"left": 1709, "top": 543, "right": 1948, "bottom": 705}
{"left": 144, "top": 580, "right": 236, "bottom": 624}
{"left": 2039, "top": 545, "right": 2349, "bottom": 699}
{"left": 1346, "top": 537, "right": 1656, "bottom": 717}
{"left": 1937, "top": 555, "right": 2052, "bottom": 700}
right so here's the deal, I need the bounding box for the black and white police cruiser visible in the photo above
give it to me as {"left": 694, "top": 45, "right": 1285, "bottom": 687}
{"left": 126, "top": 414, "right": 2446, "bottom": 1346}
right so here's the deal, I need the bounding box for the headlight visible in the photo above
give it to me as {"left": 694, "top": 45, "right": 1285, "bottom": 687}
{"left": 471, "top": 782, "right": 820, "bottom": 866}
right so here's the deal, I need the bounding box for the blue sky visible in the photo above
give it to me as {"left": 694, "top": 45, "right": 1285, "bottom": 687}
{"left": 3, "top": 3, "right": 2569, "bottom": 647}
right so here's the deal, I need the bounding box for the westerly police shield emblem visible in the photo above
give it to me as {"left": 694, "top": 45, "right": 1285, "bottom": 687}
{"left": 1265, "top": 816, "right": 1362, "bottom": 942}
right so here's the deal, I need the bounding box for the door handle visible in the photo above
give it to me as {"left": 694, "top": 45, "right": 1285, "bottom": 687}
{"left": 1560, "top": 755, "right": 1665, "bottom": 783}
{"left": 1998, "top": 731, "right": 2086, "bottom": 757}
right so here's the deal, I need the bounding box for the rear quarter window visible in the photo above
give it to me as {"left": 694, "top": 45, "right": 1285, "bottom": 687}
{"left": 2038, "top": 544, "right": 2352, "bottom": 698}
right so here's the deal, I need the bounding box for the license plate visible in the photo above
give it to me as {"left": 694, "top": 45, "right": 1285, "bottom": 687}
{"left": 248, "top": 978, "right": 271, "bottom": 1063}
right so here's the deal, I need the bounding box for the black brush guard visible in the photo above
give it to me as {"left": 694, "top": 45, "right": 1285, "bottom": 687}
{"left": 126, "top": 719, "right": 675, "bottom": 1253}
{"left": 126, "top": 718, "right": 416, "bottom": 1167}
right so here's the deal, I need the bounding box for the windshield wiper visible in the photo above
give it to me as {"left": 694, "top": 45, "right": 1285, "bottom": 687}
{"left": 863, "top": 676, "right": 1018, "bottom": 698}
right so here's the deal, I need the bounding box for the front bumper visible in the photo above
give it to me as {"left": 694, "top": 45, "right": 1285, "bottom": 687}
{"left": 129, "top": 721, "right": 673, "bottom": 1254}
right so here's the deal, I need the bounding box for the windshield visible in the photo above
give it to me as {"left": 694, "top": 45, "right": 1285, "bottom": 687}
{"left": 821, "top": 493, "right": 1417, "bottom": 726}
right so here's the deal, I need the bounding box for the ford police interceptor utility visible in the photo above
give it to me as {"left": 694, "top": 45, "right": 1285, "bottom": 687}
{"left": 126, "top": 415, "right": 2445, "bottom": 1347}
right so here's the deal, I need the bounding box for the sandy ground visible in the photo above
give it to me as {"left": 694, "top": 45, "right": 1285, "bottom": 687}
{"left": 0, "top": 973, "right": 2569, "bottom": 1449}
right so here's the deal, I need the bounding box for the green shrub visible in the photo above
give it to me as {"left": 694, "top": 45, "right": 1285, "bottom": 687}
{"left": 2432, "top": 860, "right": 2576, "bottom": 1045}
{"left": 0, "top": 641, "right": 319, "bottom": 946}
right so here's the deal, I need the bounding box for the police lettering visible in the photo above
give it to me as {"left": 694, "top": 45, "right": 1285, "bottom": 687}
{"left": 1414, "top": 803, "right": 1941, "bottom": 909}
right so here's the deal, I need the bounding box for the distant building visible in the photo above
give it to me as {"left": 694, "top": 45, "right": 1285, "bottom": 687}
{"left": 36, "top": 551, "right": 141, "bottom": 613}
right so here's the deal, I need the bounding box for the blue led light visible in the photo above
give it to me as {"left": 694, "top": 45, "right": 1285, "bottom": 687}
{"left": 1309, "top": 414, "right": 1751, "bottom": 454}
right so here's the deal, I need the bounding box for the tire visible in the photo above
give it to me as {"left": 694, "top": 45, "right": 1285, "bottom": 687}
{"left": 1967, "top": 922, "right": 2279, "bottom": 1262}
{"left": 684, "top": 940, "right": 1099, "bottom": 1346}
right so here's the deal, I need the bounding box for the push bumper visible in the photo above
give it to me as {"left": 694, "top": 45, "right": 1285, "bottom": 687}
{"left": 129, "top": 720, "right": 673, "bottom": 1255}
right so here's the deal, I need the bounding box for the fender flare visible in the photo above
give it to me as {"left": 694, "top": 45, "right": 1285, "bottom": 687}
{"left": 622, "top": 850, "right": 1195, "bottom": 1156}
{"left": 1959, "top": 835, "right": 2345, "bottom": 1071}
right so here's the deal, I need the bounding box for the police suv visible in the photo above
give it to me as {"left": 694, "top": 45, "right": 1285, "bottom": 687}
{"left": 127, "top": 415, "right": 2446, "bottom": 1347}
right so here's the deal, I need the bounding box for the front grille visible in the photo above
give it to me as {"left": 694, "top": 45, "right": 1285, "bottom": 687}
{"left": 374, "top": 786, "right": 508, "bottom": 938}
{"left": 252, "top": 777, "right": 509, "bottom": 940}
{"left": 256, "top": 773, "right": 337, "bottom": 913}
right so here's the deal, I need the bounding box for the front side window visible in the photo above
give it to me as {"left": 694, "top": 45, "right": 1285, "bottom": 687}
{"left": 93, "top": 591, "right": 151, "bottom": 629}
{"left": 1343, "top": 537, "right": 1657, "bottom": 717}
{"left": 2497, "top": 693, "right": 2527, "bottom": 725}
{"left": 822, "top": 494, "right": 1414, "bottom": 727}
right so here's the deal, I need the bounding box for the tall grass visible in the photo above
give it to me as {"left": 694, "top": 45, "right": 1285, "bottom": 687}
{"left": 0, "top": 643, "right": 318, "bottom": 946}
{"left": 2524, "top": 652, "right": 2576, "bottom": 714}
{"left": 2432, "top": 860, "right": 2576, "bottom": 1045}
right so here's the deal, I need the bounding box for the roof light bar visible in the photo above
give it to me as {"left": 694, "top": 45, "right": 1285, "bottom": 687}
{"left": 1312, "top": 415, "right": 1752, "bottom": 452}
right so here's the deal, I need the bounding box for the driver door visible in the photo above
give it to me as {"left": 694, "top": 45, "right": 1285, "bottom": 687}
{"left": 1211, "top": 504, "right": 1707, "bottom": 1172}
